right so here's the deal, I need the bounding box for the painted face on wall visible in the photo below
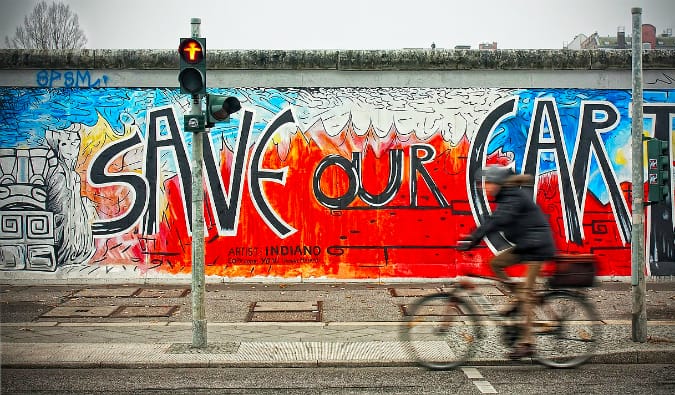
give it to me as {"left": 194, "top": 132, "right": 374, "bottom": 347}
{"left": 45, "top": 128, "right": 81, "bottom": 167}
{"left": 58, "top": 133, "right": 80, "bottom": 162}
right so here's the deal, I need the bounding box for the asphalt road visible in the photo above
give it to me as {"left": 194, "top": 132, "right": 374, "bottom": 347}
{"left": 2, "top": 364, "right": 674, "bottom": 394}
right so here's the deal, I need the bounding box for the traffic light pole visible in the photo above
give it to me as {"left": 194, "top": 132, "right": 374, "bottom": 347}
{"left": 630, "top": 7, "right": 647, "bottom": 343}
{"left": 189, "top": 17, "right": 207, "bottom": 348}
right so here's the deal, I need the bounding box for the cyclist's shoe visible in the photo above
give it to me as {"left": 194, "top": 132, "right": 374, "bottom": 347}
{"left": 508, "top": 343, "right": 535, "bottom": 360}
{"left": 502, "top": 280, "right": 518, "bottom": 294}
{"left": 457, "top": 279, "right": 476, "bottom": 289}
{"left": 498, "top": 303, "right": 520, "bottom": 317}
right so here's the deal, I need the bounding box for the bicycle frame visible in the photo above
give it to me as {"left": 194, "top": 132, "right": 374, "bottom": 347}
{"left": 401, "top": 274, "right": 601, "bottom": 369}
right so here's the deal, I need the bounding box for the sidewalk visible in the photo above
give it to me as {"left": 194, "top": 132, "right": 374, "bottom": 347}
{"left": 2, "top": 281, "right": 674, "bottom": 368}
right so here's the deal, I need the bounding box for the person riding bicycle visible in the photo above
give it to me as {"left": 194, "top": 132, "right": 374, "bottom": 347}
{"left": 458, "top": 165, "right": 556, "bottom": 360}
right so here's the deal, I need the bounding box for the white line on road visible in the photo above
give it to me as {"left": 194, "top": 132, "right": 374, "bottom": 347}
{"left": 461, "top": 367, "right": 484, "bottom": 379}
{"left": 462, "top": 367, "right": 497, "bottom": 394}
{"left": 474, "top": 380, "right": 498, "bottom": 394}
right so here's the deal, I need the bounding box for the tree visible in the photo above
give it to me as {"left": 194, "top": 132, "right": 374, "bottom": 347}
{"left": 5, "top": 1, "right": 87, "bottom": 50}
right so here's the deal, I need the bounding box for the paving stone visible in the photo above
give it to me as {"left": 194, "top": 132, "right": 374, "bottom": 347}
{"left": 167, "top": 342, "right": 240, "bottom": 354}
{"left": 72, "top": 288, "right": 140, "bottom": 298}
{"left": 441, "top": 285, "right": 506, "bottom": 296}
{"left": 388, "top": 288, "right": 441, "bottom": 297}
{"left": 113, "top": 306, "right": 178, "bottom": 318}
{"left": 248, "top": 311, "right": 321, "bottom": 322}
{"left": 41, "top": 306, "right": 119, "bottom": 318}
{"left": 253, "top": 301, "right": 319, "bottom": 312}
{"left": 647, "top": 304, "right": 675, "bottom": 320}
{"left": 246, "top": 301, "right": 323, "bottom": 322}
{"left": 399, "top": 304, "right": 461, "bottom": 316}
{"left": 135, "top": 289, "right": 190, "bottom": 298}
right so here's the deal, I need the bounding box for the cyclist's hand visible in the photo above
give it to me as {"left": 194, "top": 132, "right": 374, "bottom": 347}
{"left": 457, "top": 239, "right": 473, "bottom": 251}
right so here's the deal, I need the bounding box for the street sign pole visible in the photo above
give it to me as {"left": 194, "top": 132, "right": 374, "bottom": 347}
{"left": 179, "top": 19, "right": 241, "bottom": 349}
{"left": 630, "top": 7, "right": 647, "bottom": 343}
{"left": 188, "top": 17, "right": 207, "bottom": 348}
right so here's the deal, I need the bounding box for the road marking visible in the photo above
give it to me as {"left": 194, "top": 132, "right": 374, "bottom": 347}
{"left": 474, "top": 380, "right": 498, "bottom": 394}
{"left": 462, "top": 367, "right": 483, "bottom": 379}
{"left": 462, "top": 367, "right": 497, "bottom": 393}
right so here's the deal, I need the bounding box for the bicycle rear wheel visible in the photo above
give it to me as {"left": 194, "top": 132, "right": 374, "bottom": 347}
{"left": 532, "top": 290, "right": 601, "bottom": 368}
{"left": 400, "top": 292, "right": 480, "bottom": 370}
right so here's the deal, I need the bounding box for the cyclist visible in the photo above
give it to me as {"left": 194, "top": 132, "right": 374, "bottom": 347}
{"left": 458, "top": 165, "right": 556, "bottom": 359}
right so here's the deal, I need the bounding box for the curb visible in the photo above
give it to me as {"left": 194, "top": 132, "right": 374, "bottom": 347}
{"left": 3, "top": 345, "right": 674, "bottom": 369}
{"left": 590, "top": 349, "right": 675, "bottom": 365}
{"left": 4, "top": 350, "right": 674, "bottom": 369}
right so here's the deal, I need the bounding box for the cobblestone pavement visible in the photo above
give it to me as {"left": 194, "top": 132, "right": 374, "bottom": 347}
{"left": 1, "top": 281, "right": 674, "bottom": 368}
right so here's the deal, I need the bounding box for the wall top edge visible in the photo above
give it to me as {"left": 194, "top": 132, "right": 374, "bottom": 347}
{"left": 1, "top": 49, "right": 673, "bottom": 70}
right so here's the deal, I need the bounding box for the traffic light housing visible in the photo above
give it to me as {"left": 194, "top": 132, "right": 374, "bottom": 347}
{"left": 647, "top": 138, "right": 671, "bottom": 203}
{"left": 206, "top": 94, "right": 241, "bottom": 126}
{"left": 178, "top": 37, "right": 206, "bottom": 95}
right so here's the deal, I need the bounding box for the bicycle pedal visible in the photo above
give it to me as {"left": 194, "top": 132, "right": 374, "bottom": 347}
{"left": 457, "top": 279, "right": 475, "bottom": 289}
{"left": 498, "top": 304, "right": 520, "bottom": 317}
{"left": 508, "top": 344, "right": 535, "bottom": 360}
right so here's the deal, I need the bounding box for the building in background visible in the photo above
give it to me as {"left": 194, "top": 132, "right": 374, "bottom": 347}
{"left": 566, "top": 24, "right": 675, "bottom": 49}
{"left": 479, "top": 42, "right": 498, "bottom": 50}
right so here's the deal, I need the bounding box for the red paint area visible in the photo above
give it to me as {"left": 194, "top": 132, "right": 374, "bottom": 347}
{"left": 88, "top": 127, "right": 630, "bottom": 279}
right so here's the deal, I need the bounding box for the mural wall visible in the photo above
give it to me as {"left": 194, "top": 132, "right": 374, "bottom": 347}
{"left": 0, "top": 86, "right": 673, "bottom": 279}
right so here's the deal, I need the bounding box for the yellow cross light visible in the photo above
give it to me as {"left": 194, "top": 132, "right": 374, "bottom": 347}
{"left": 180, "top": 39, "right": 203, "bottom": 63}
{"left": 184, "top": 42, "right": 202, "bottom": 61}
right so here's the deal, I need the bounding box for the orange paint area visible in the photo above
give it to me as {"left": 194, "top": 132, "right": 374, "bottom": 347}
{"left": 86, "top": 124, "right": 630, "bottom": 279}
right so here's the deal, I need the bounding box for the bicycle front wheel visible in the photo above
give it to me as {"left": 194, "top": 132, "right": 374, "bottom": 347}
{"left": 532, "top": 291, "right": 602, "bottom": 368}
{"left": 400, "top": 293, "right": 480, "bottom": 370}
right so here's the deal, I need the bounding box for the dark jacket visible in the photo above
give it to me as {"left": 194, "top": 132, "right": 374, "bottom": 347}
{"left": 468, "top": 175, "right": 556, "bottom": 261}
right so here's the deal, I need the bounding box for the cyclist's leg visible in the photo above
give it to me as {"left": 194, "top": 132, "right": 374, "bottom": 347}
{"left": 508, "top": 260, "right": 543, "bottom": 359}
{"left": 518, "top": 260, "right": 543, "bottom": 345}
{"left": 490, "top": 248, "right": 521, "bottom": 315}
{"left": 490, "top": 247, "right": 519, "bottom": 286}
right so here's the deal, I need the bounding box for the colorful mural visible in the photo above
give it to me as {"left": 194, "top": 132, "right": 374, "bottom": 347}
{"left": 0, "top": 87, "right": 673, "bottom": 278}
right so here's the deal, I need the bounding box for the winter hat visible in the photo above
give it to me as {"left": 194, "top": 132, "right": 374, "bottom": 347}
{"left": 481, "top": 165, "right": 513, "bottom": 185}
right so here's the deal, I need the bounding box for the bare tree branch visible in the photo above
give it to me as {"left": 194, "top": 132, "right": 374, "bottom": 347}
{"left": 5, "top": 1, "right": 87, "bottom": 49}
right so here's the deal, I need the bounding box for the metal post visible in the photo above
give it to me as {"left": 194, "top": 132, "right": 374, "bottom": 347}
{"left": 630, "top": 7, "right": 647, "bottom": 343}
{"left": 189, "top": 17, "right": 207, "bottom": 348}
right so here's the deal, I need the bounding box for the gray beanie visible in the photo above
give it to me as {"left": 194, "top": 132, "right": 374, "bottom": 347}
{"left": 481, "top": 165, "right": 513, "bottom": 185}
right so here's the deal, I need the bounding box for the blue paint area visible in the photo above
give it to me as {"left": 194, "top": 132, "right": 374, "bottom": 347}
{"left": 0, "top": 88, "right": 162, "bottom": 146}
{"left": 487, "top": 89, "right": 675, "bottom": 204}
{"left": 1, "top": 87, "right": 671, "bottom": 201}
{"left": 208, "top": 88, "right": 299, "bottom": 147}
{"left": 0, "top": 87, "right": 301, "bottom": 149}
{"left": 493, "top": 89, "right": 630, "bottom": 173}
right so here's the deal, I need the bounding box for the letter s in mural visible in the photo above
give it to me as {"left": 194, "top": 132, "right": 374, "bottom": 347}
{"left": 0, "top": 87, "right": 673, "bottom": 278}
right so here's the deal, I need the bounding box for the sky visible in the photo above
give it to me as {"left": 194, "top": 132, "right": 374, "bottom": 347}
{"left": 1, "top": 0, "right": 674, "bottom": 50}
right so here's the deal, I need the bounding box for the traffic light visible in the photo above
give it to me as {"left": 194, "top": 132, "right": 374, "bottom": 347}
{"left": 178, "top": 37, "right": 206, "bottom": 95}
{"left": 647, "top": 138, "right": 671, "bottom": 202}
{"left": 206, "top": 94, "right": 241, "bottom": 126}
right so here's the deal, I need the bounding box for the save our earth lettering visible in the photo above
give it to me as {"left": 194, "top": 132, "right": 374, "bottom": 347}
{"left": 86, "top": 99, "right": 675, "bottom": 243}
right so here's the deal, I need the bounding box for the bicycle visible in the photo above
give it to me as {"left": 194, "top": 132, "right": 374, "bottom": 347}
{"left": 400, "top": 254, "right": 602, "bottom": 369}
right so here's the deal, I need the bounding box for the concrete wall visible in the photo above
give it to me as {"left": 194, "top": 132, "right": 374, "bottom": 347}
{"left": 0, "top": 49, "right": 674, "bottom": 283}
{"left": 2, "top": 48, "right": 674, "bottom": 88}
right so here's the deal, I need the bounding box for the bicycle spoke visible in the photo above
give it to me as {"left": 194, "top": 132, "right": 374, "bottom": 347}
{"left": 400, "top": 293, "right": 479, "bottom": 370}
{"left": 532, "top": 291, "right": 601, "bottom": 368}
